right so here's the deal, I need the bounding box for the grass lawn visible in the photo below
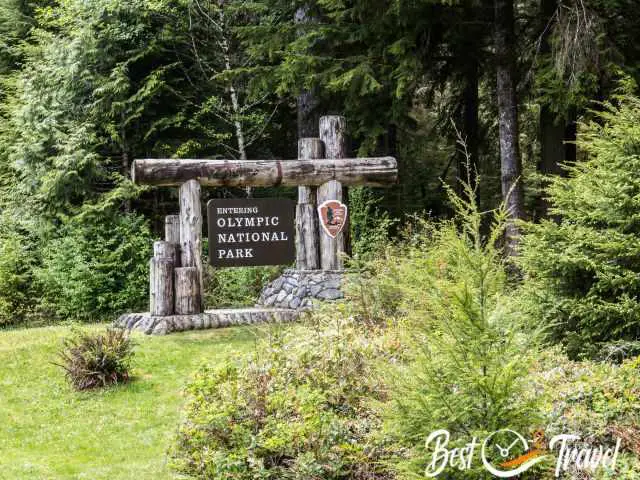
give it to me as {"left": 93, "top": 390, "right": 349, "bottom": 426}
{"left": 0, "top": 323, "right": 267, "bottom": 479}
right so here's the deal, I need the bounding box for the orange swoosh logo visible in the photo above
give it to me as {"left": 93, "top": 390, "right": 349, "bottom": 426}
{"left": 500, "top": 449, "right": 545, "bottom": 469}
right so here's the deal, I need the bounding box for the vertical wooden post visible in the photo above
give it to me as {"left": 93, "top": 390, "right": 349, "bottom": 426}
{"left": 179, "top": 179, "right": 204, "bottom": 313}
{"left": 165, "top": 215, "right": 181, "bottom": 264}
{"left": 296, "top": 138, "right": 323, "bottom": 270}
{"left": 150, "top": 257, "right": 174, "bottom": 316}
{"left": 174, "top": 267, "right": 201, "bottom": 315}
{"left": 153, "top": 240, "right": 177, "bottom": 266}
{"left": 318, "top": 115, "right": 348, "bottom": 270}
{"left": 150, "top": 240, "right": 176, "bottom": 316}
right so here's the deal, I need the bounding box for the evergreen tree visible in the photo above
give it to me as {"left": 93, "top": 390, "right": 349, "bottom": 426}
{"left": 519, "top": 83, "right": 640, "bottom": 359}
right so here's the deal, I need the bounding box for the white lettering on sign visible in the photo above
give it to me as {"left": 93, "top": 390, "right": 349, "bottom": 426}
{"left": 217, "top": 248, "right": 254, "bottom": 259}
{"left": 216, "top": 216, "right": 279, "bottom": 228}
{"left": 216, "top": 207, "right": 259, "bottom": 214}
{"left": 217, "top": 232, "right": 289, "bottom": 243}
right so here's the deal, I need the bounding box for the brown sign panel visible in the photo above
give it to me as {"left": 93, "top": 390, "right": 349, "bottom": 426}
{"left": 207, "top": 198, "right": 295, "bottom": 267}
{"left": 318, "top": 200, "right": 348, "bottom": 238}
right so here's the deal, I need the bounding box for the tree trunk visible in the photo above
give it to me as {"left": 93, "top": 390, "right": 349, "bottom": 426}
{"left": 297, "top": 91, "right": 320, "bottom": 138}
{"left": 121, "top": 116, "right": 131, "bottom": 213}
{"left": 536, "top": 0, "right": 565, "bottom": 220}
{"left": 458, "top": 57, "right": 479, "bottom": 199}
{"left": 216, "top": 5, "right": 251, "bottom": 197}
{"left": 456, "top": 0, "right": 480, "bottom": 202}
{"left": 318, "top": 115, "right": 348, "bottom": 270}
{"left": 295, "top": 5, "right": 320, "bottom": 138}
{"left": 495, "top": 0, "right": 524, "bottom": 255}
{"left": 537, "top": 106, "right": 564, "bottom": 219}
{"left": 179, "top": 180, "right": 204, "bottom": 313}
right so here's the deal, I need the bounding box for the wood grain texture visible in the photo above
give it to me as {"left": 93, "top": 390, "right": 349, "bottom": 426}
{"left": 150, "top": 257, "right": 174, "bottom": 316}
{"left": 132, "top": 157, "right": 397, "bottom": 187}
{"left": 153, "top": 240, "right": 177, "bottom": 266}
{"left": 297, "top": 138, "right": 324, "bottom": 204}
{"left": 296, "top": 138, "right": 323, "bottom": 269}
{"left": 318, "top": 116, "right": 348, "bottom": 270}
{"left": 174, "top": 267, "right": 201, "bottom": 315}
{"left": 295, "top": 204, "right": 320, "bottom": 270}
{"left": 179, "top": 180, "right": 204, "bottom": 313}
{"left": 165, "top": 214, "right": 180, "bottom": 244}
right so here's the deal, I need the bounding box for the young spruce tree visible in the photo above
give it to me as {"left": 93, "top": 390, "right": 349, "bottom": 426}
{"left": 385, "top": 173, "right": 541, "bottom": 478}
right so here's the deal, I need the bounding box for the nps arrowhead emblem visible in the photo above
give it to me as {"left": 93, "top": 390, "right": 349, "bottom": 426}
{"left": 318, "top": 200, "right": 348, "bottom": 238}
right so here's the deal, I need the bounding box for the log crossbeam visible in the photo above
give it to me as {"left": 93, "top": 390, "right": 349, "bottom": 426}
{"left": 132, "top": 157, "right": 397, "bottom": 187}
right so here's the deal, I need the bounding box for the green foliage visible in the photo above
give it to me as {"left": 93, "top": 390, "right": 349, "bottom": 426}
{"left": 525, "top": 348, "right": 640, "bottom": 479}
{"left": 56, "top": 327, "right": 134, "bottom": 391}
{"left": 171, "top": 316, "right": 401, "bottom": 479}
{"left": 382, "top": 183, "right": 541, "bottom": 478}
{"left": 204, "top": 264, "right": 284, "bottom": 308}
{"left": 35, "top": 213, "right": 152, "bottom": 322}
{"left": 348, "top": 186, "right": 395, "bottom": 262}
{"left": 0, "top": 225, "right": 38, "bottom": 325}
{"left": 518, "top": 86, "right": 640, "bottom": 359}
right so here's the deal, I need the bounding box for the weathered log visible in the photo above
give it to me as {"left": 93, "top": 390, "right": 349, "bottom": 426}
{"left": 165, "top": 215, "right": 180, "bottom": 245}
{"left": 153, "top": 240, "right": 177, "bottom": 265}
{"left": 297, "top": 138, "right": 324, "bottom": 204}
{"left": 296, "top": 138, "right": 323, "bottom": 269}
{"left": 174, "top": 267, "right": 201, "bottom": 315}
{"left": 132, "top": 157, "right": 397, "bottom": 187}
{"left": 179, "top": 180, "right": 204, "bottom": 313}
{"left": 318, "top": 116, "right": 348, "bottom": 270}
{"left": 150, "top": 257, "right": 174, "bottom": 316}
{"left": 296, "top": 204, "right": 320, "bottom": 270}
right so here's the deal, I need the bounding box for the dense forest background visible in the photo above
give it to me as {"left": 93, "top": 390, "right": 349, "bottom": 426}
{"left": 0, "top": 0, "right": 639, "bottom": 327}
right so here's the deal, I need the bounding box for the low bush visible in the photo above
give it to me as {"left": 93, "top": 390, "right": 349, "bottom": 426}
{"left": 348, "top": 186, "right": 396, "bottom": 262}
{"left": 525, "top": 349, "right": 640, "bottom": 479}
{"left": 0, "top": 228, "right": 37, "bottom": 326}
{"left": 56, "top": 328, "right": 134, "bottom": 390}
{"left": 171, "top": 316, "right": 403, "bottom": 479}
{"left": 36, "top": 213, "right": 152, "bottom": 322}
{"left": 203, "top": 264, "right": 284, "bottom": 308}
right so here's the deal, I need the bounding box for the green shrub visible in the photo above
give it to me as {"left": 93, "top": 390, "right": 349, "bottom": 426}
{"left": 525, "top": 349, "right": 640, "bottom": 479}
{"left": 171, "top": 317, "right": 402, "bottom": 479}
{"left": 348, "top": 186, "right": 396, "bottom": 262}
{"left": 382, "top": 182, "right": 541, "bottom": 478}
{"left": 203, "top": 264, "right": 284, "bottom": 309}
{"left": 518, "top": 87, "right": 640, "bottom": 359}
{"left": 0, "top": 228, "right": 37, "bottom": 326}
{"left": 56, "top": 328, "right": 134, "bottom": 391}
{"left": 35, "top": 213, "right": 152, "bottom": 322}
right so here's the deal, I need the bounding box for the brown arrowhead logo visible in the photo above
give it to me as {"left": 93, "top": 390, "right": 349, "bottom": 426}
{"left": 318, "top": 200, "right": 348, "bottom": 238}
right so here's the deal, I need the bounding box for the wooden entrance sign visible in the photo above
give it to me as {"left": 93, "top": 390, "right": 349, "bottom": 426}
{"left": 133, "top": 115, "right": 398, "bottom": 317}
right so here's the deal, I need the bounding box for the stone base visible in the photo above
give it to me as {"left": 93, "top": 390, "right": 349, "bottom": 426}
{"left": 114, "top": 308, "right": 300, "bottom": 335}
{"left": 257, "top": 269, "right": 344, "bottom": 309}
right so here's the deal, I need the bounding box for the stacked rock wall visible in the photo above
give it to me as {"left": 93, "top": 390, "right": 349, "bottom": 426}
{"left": 257, "top": 269, "right": 344, "bottom": 309}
